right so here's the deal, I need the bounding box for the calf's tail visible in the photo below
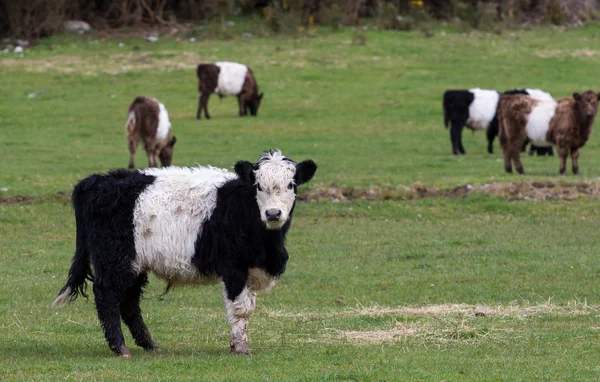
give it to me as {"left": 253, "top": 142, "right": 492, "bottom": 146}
{"left": 443, "top": 100, "right": 449, "bottom": 128}
{"left": 52, "top": 185, "right": 94, "bottom": 307}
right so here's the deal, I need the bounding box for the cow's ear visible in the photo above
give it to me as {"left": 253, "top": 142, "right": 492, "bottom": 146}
{"left": 573, "top": 93, "right": 582, "bottom": 101}
{"left": 169, "top": 136, "right": 177, "bottom": 146}
{"left": 597, "top": 92, "right": 600, "bottom": 100}
{"left": 234, "top": 160, "right": 254, "bottom": 184}
{"left": 259, "top": 92, "right": 264, "bottom": 100}
{"left": 295, "top": 160, "right": 317, "bottom": 186}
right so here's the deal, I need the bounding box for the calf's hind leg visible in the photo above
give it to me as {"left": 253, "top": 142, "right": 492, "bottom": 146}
{"left": 120, "top": 274, "right": 159, "bottom": 351}
{"left": 93, "top": 283, "right": 131, "bottom": 357}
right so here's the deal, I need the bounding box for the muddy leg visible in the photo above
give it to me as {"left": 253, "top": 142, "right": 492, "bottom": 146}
{"left": 222, "top": 281, "right": 255, "bottom": 355}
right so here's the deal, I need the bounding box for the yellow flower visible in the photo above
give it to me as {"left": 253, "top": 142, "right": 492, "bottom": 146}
{"left": 298, "top": 26, "right": 306, "bottom": 32}
{"left": 283, "top": 2, "right": 289, "bottom": 10}
{"left": 411, "top": 0, "right": 423, "bottom": 6}
{"left": 308, "top": 16, "right": 315, "bottom": 25}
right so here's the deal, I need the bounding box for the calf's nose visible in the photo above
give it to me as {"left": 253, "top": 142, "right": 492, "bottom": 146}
{"left": 586, "top": 110, "right": 594, "bottom": 117}
{"left": 265, "top": 209, "right": 282, "bottom": 221}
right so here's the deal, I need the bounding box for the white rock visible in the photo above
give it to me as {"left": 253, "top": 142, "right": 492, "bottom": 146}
{"left": 63, "top": 20, "right": 91, "bottom": 33}
{"left": 146, "top": 35, "right": 159, "bottom": 43}
{"left": 14, "top": 46, "right": 23, "bottom": 53}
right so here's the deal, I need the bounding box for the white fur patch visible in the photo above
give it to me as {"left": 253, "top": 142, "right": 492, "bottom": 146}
{"left": 215, "top": 62, "right": 248, "bottom": 97}
{"left": 254, "top": 150, "right": 297, "bottom": 229}
{"left": 526, "top": 98, "right": 557, "bottom": 147}
{"left": 467, "top": 88, "right": 500, "bottom": 130}
{"left": 132, "top": 166, "right": 237, "bottom": 284}
{"left": 156, "top": 101, "right": 171, "bottom": 144}
{"left": 52, "top": 287, "right": 72, "bottom": 308}
{"left": 525, "top": 89, "right": 554, "bottom": 103}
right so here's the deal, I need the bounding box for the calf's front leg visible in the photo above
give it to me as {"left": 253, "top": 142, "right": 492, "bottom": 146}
{"left": 222, "top": 282, "right": 255, "bottom": 355}
{"left": 570, "top": 148, "right": 580, "bottom": 175}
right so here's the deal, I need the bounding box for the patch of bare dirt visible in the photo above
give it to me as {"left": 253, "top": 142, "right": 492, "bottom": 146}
{"left": 0, "top": 192, "right": 69, "bottom": 206}
{"left": 298, "top": 181, "right": 600, "bottom": 202}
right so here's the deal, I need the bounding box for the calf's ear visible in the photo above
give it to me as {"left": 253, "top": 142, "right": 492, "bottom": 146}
{"left": 234, "top": 160, "right": 255, "bottom": 184}
{"left": 170, "top": 136, "right": 177, "bottom": 146}
{"left": 295, "top": 160, "right": 317, "bottom": 186}
{"left": 573, "top": 93, "right": 582, "bottom": 101}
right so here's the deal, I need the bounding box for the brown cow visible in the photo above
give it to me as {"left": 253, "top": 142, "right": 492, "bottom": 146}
{"left": 126, "top": 96, "right": 176, "bottom": 169}
{"left": 498, "top": 91, "right": 599, "bottom": 175}
{"left": 196, "top": 61, "right": 263, "bottom": 119}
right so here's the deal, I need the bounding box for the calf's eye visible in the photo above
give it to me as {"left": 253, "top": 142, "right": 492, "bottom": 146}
{"left": 287, "top": 183, "right": 293, "bottom": 190}
{"left": 257, "top": 184, "right": 263, "bottom": 192}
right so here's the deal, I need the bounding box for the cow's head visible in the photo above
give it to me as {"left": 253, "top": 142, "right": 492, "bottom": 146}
{"left": 246, "top": 92, "right": 264, "bottom": 116}
{"left": 235, "top": 150, "right": 317, "bottom": 230}
{"left": 158, "top": 136, "right": 176, "bottom": 167}
{"left": 573, "top": 91, "right": 599, "bottom": 122}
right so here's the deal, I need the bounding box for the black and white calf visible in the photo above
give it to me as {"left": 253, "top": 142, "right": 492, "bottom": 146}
{"left": 53, "top": 150, "right": 317, "bottom": 357}
{"left": 443, "top": 88, "right": 500, "bottom": 154}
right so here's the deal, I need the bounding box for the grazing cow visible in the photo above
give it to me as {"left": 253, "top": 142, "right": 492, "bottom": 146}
{"left": 196, "top": 62, "right": 264, "bottom": 119}
{"left": 52, "top": 150, "right": 317, "bottom": 357}
{"left": 498, "top": 90, "right": 599, "bottom": 175}
{"left": 443, "top": 88, "right": 500, "bottom": 154}
{"left": 126, "top": 96, "right": 176, "bottom": 169}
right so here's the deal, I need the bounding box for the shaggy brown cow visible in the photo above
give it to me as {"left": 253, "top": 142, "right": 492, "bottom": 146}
{"left": 498, "top": 90, "right": 599, "bottom": 175}
{"left": 126, "top": 96, "right": 176, "bottom": 169}
{"left": 196, "top": 61, "right": 263, "bottom": 119}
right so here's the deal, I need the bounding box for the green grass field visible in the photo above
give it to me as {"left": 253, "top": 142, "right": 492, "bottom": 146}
{"left": 2, "top": 22, "right": 600, "bottom": 380}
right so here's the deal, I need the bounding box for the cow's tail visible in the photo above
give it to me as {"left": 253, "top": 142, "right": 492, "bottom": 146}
{"left": 443, "top": 98, "right": 449, "bottom": 129}
{"left": 125, "top": 110, "right": 136, "bottom": 135}
{"left": 52, "top": 184, "right": 94, "bottom": 308}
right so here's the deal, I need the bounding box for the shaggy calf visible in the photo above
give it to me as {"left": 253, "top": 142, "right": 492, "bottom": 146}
{"left": 498, "top": 90, "right": 599, "bottom": 175}
{"left": 196, "top": 61, "right": 264, "bottom": 119}
{"left": 126, "top": 96, "right": 176, "bottom": 169}
{"left": 53, "top": 150, "right": 317, "bottom": 357}
{"left": 443, "top": 88, "right": 500, "bottom": 154}
{"left": 490, "top": 89, "right": 555, "bottom": 156}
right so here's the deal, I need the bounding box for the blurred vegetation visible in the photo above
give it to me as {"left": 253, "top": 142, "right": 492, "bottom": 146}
{"left": 0, "top": 0, "right": 598, "bottom": 41}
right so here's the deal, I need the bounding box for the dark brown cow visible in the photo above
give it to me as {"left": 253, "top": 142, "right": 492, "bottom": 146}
{"left": 498, "top": 91, "right": 599, "bottom": 175}
{"left": 126, "top": 96, "right": 176, "bottom": 169}
{"left": 196, "top": 61, "right": 263, "bottom": 119}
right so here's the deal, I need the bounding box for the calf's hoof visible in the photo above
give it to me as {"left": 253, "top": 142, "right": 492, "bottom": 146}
{"left": 230, "top": 342, "right": 250, "bottom": 355}
{"left": 114, "top": 345, "right": 132, "bottom": 358}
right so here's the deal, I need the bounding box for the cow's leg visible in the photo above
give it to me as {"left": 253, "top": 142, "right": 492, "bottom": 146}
{"left": 237, "top": 95, "right": 246, "bottom": 116}
{"left": 570, "top": 148, "right": 580, "bottom": 175}
{"left": 128, "top": 136, "right": 139, "bottom": 169}
{"left": 548, "top": 147, "right": 554, "bottom": 156}
{"left": 120, "top": 273, "right": 159, "bottom": 351}
{"left": 93, "top": 283, "right": 131, "bottom": 357}
{"left": 197, "top": 93, "right": 203, "bottom": 120}
{"left": 486, "top": 125, "right": 496, "bottom": 154}
{"left": 450, "top": 121, "right": 464, "bottom": 155}
{"left": 222, "top": 272, "right": 254, "bottom": 355}
{"left": 201, "top": 92, "right": 212, "bottom": 119}
{"left": 144, "top": 140, "right": 157, "bottom": 168}
{"left": 511, "top": 146, "right": 524, "bottom": 175}
{"left": 558, "top": 146, "right": 568, "bottom": 175}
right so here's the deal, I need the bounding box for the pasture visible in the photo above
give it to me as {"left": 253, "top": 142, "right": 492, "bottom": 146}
{"left": 2, "top": 22, "right": 600, "bottom": 380}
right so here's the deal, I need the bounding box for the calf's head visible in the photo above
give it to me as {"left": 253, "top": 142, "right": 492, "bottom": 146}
{"left": 573, "top": 91, "right": 600, "bottom": 121}
{"left": 246, "top": 93, "right": 264, "bottom": 116}
{"left": 235, "top": 150, "right": 317, "bottom": 230}
{"left": 158, "top": 136, "right": 177, "bottom": 167}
